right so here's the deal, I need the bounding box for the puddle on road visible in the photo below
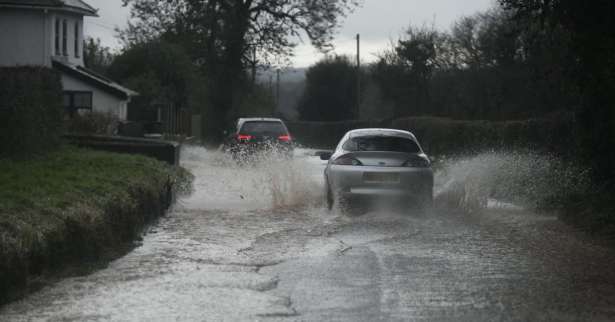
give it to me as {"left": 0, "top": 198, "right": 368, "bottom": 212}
{"left": 0, "top": 146, "right": 335, "bottom": 321}
{"left": 3, "top": 146, "right": 588, "bottom": 321}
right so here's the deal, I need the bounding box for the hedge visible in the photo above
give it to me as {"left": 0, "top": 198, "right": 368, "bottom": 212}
{"left": 390, "top": 113, "right": 575, "bottom": 156}
{"left": 286, "top": 113, "right": 575, "bottom": 156}
{"left": 286, "top": 119, "right": 386, "bottom": 149}
{"left": 0, "top": 67, "right": 64, "bottom": 158}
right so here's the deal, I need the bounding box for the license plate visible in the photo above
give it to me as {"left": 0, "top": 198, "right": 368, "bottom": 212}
{"left": 363, "top": 172, "right": 400, "bottom": 183}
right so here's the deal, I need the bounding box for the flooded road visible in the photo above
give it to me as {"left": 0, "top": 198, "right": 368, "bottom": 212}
{"left": 2, "top": 147, "right": 615, "bottom": 321}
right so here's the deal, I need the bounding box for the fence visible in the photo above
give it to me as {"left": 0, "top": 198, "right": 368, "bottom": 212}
{"left": 159, "top": 104, "right": 192, "bottom": 137}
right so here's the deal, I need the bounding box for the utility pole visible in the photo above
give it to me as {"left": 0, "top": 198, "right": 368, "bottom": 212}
{"left": 276, "top": 69, "right": 281, "bottom": 112}
{"left": 356, "top": 33, "right": 361, "bottom": 120}
{"left": 251, "top": 47, "right": 257, "bottom": 86}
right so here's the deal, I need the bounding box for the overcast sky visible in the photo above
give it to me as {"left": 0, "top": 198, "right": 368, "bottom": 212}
{"left": 84, "top": 0, "right": 495, "bottom": 67}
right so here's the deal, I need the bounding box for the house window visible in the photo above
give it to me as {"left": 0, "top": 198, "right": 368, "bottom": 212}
{"left": 63, "top": 91, "right": 93, "bottom": 116}
{"left": 62, "top": 20, "right": 68, "bottom": 56}
{"left": 54, "top": 19, "right": 60, "bottom": 55}
{"left": 74, "top": 22, "right": 80, "bottom": 57}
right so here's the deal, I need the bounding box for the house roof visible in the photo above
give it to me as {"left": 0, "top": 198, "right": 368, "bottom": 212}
{"left": 52, "top": 60, "right": 138, "bottom": 100}
{"left": 0, "top": 0, "right": 98, "bottom": 16}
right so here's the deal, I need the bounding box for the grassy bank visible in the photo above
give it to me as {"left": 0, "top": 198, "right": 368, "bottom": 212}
{"left": 0, "top": 147, "right": 191, "bottom": 304}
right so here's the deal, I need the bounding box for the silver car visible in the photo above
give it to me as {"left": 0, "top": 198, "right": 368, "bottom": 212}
{"left": 321, "top": 129, "right": 434, "bottom": 211}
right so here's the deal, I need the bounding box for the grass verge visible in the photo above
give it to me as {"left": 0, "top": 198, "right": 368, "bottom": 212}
{"left": 0, "top": 147, "right": 192, "bottom": 304}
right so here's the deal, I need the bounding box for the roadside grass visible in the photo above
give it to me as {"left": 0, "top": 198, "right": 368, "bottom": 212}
{"left": 0, "top": 147, "right": 192, "bottom": 304}
{"left": 1, "top": 147, "right": 162, "bottom": 210}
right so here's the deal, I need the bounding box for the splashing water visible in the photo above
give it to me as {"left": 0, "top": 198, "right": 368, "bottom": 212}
{"left": 248, "top": 148, "right": 323, "bottom": 209}
{"left": 180, "top": 145, "right": 590, "bottom": 215}
{"left": 179, "top": 145, "right": 324, "bottom": 211}
{"left": 434, "top": 151, "right": 592, "bottom": 213}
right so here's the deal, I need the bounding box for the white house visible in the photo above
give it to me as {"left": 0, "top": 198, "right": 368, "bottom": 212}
{"left": 0, "top": 0, "right": 136, "bottom": 120}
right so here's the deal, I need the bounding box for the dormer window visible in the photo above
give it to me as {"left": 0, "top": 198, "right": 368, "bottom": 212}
{"left": 62, "top": 19, "right": 68, "bottom": 56}
{"left": 54, "top": 19, "right": 60, "bottom": 55}
{"left": 74, "top": 22, "right": 80, "bottom": 58}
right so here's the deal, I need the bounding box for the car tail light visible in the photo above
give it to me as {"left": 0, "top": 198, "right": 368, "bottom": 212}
{"left": 402, "top": 155, "right": 430, "bottom": 168}
{"left": 278, "top": 135, "right": 291, "bottom": 142}
{"left": 237, "top": 134, "right": 252, "bottom": 141}
{"left": 332, "top": 155, "right": 363, "bottom": 166}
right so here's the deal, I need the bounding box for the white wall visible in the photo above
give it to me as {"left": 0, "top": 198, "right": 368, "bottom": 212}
{"left": 0, "top": 9, "right": 50, "bottom": 66}
{"left": 50, "top": 12, "right": 84, "bottom": 67}
{"left": 61, "top": 72, "right": 128, "bottom": 120}
{"left": 0, "top": 9, "right": 85, "bottom": 67}
{"left": 0, "top": 7, "right": 128, "bottom": 120}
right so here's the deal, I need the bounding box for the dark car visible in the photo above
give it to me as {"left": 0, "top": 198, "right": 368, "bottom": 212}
{"left": 224, "top": 118, "right": 294, "bottom": 160}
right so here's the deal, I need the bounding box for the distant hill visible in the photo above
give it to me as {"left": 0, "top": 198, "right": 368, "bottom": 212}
{"left": 257, "top": 67, "right": 306, "bottom": 83}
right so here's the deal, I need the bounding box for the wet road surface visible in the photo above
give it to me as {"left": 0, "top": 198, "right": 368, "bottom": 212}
{"left": 2, "top": 147, "right": 615, "bottom": 321}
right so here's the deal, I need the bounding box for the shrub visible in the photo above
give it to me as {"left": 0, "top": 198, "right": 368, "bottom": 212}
{"left": 286, "top": 120, "right": 385, "bottom": 148}
{"left": 287, "top": 113, "right": 575, "bottom": 156}
{"left": 0, "top": 67, "right": 64, "bottom": 158}
{"left": 66, "top": 111, "right": 120, "bottom": 135}
{"left": 391, "top": 114, "right": 575, "bottom": 156}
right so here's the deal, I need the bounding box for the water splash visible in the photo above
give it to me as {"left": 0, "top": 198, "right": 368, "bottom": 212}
{"left": 179, "top": 145, "right": 324, "bottom": 211}
{"left": 248, "top": 148, "right": 323, "bottom": 209}
{"left": 434, "top": 151, "right": 592, "bottom": 213}
{"left": 180, "top": 146, "right": 590, "bottom": 215}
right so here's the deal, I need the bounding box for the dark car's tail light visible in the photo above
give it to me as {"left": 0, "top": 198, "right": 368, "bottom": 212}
{"left": 237, "top": 134, "right": 252, "bottom": 141}
{"left": 278, "top": 135, "right": 292, "bottom": 142}
{"left": 332, "top": 155, "right": 363, "bottom": 166}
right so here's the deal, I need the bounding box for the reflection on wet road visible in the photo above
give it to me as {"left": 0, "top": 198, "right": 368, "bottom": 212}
{"left": 2, "top": 147, "right": 615, "bottom": 321}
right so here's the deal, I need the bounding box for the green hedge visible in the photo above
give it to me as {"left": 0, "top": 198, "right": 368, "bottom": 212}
{"left": 65, "top": 111, "right": 120, "bottom": 135}
{"left": 390, "top": 113, "right": 575, "bottom": 156}
{"left": 0, "top": 67, "right": 64, "bottom": 158}
{"left": 286, "top": 120, "right": 386, "bottom": 149}
{"left": 287, "top": 113, "right": 575, "bottom": 156}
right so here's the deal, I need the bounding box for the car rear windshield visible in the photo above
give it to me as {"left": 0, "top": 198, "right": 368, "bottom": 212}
{"left": 240, "top": 121, "right": 287, "bottom": 136}
{"left": 343, "top": 136, "right": 421, "bottom": 153}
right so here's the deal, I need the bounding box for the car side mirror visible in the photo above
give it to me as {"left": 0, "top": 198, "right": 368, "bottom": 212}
{"left": 318, "top": 151, "right": 333, "bottom": 161}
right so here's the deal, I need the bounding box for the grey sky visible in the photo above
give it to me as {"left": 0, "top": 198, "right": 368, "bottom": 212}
{"left": 84, "top": 0, "right": 495, "bottom": 67}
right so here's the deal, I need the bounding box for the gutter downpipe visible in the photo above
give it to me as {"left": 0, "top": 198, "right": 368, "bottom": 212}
{"left": 43, "top": 9, "right": 48, "bottom": 66}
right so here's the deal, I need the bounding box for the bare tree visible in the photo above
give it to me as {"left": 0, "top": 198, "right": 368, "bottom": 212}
{"left": 121, "top": 0, "right": 361, "bottom": 142}
{"left": 83, "top": 37, "right": 115, "bottom": 76}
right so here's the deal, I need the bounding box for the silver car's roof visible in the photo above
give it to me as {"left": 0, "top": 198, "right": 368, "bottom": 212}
{"left": 347, "top": 128, "right": 418, "bottom": 141}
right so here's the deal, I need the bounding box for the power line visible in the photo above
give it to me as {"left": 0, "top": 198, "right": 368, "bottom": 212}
{"left": 85, "top": 21, "right": 116, "bottom": 31}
